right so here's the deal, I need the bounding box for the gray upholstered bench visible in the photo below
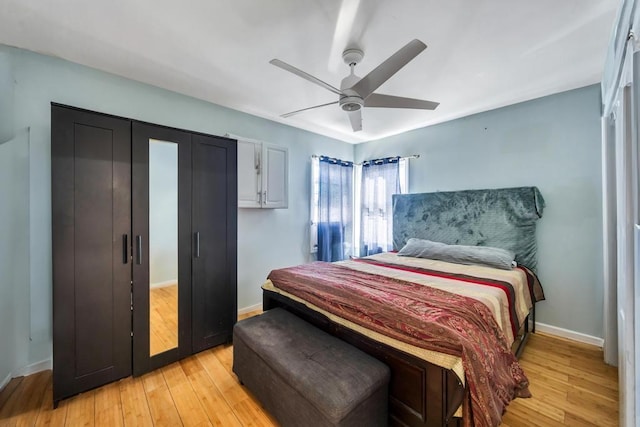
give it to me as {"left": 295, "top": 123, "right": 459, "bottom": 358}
{"left": 232, "top": 308, "right": 390, "bottom": 427}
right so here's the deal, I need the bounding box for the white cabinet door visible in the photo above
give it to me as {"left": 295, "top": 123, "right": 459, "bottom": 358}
{"left": 237, "top": 140, "right": 261, "bottom": 208}
{"left": 262, "top": 144, "right": 288, "bottom": 209}
{"left": 237, "top": 138, "right": 288, "bottom": 209}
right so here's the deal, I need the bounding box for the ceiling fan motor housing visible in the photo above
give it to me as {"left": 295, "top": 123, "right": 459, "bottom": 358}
{"left": 340, "top": 95, "right": 363, "bottom": 112}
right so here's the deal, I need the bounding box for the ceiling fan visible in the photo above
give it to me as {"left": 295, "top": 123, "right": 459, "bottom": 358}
{"left": 270, "top": 39, "right": 439, "bottom": 132}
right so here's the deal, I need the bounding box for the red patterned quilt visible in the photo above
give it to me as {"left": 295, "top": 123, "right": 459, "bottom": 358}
{"left": 268, "top": 261, "right": 531, "bottom": 427}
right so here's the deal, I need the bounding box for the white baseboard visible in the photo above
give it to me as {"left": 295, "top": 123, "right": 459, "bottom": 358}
{"left": 0, "top": 372, "right": 11, "bottom": 391}
{"left": 238, "top": 303, "right": 262, "bottom": 315}
{"left": 0, "top": 358, "right": 52, "bottom": 392}
{"left": 14, "top": 358, "right": 52, "bottom": 377}
{"left": 535, "top": 322, "right": 604, "bottom": 348}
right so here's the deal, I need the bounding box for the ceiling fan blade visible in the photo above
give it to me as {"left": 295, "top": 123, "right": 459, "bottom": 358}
{"left": 350, "top": 39, "right": 426, "bottom": 98}
{"left": 348, "top": 110, "right": 362, "bottom": 132}
{"left": 281, "top": 101, "right": 339, "bottom": 118}
{"left": 364, "top": 93, "right": 439, "bottom": 110}
{"left": 270, "top": 59, "right": 343, "bottom": 96}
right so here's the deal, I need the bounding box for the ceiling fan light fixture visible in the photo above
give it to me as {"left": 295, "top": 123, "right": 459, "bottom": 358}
{"left": 340, "top": 95, "right": 363, "bottom": 112}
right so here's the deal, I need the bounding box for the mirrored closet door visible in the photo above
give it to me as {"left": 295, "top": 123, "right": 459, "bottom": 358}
{"left": 132, "top": 122, "right": 193, "bottom": 375}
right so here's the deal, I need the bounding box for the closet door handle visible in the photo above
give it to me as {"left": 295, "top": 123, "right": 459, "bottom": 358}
{"left": 123, "top": 234, "right": 129, "bottom": 264}
{"left": 195, "top": 232, "right": 200, "bottom": 258}
{"left": 135, "top": 235, "right": 142, "bottom": 265}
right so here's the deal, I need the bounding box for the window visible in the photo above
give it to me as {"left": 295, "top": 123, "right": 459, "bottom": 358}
{"left": 311, "top": 155, "right": 409, "bottom": 260}
{"left": 357, "top": 157, "right": 408, "bottom": 256}
{"left": 310, "top": 156, "right": 354, "bottom": 261}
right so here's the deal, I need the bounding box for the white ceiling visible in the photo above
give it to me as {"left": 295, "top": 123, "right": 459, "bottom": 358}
{"left": 0, "top": 0, "right": 619, "bottom": 143}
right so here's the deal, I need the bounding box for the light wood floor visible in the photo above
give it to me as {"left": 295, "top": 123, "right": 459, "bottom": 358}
{"left": 0, "top": 311, "right": 618, "bottom": 427}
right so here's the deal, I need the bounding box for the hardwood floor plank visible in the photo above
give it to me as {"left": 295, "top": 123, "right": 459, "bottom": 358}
{"left": 525, "top": 381, "right": 567, "bottom": 408}
{"left": 501, "top": 403, "right": 562, "bottom": 427}
{"left": 523, "top": 346, "right": 571, "bottom": 366}
{"left": 196, "top": 350, "right": 248, "bottom": 407}
{"left": 521, "top": 352, "right": 618, "bottom": 390}
{"left": 141, "top": 370, "right": 182, "bottom": 426}
{"left": 161, "top": 362, "right": 212, "bottom": 427}
{"left": 179, "top": 357, "right": 242, "bottom": 427}
{"left": 212, "top": 344, "right": 234, "bottom": 373}
{"left": 118, "top": 377, "right": 153, "bottom": 427}
{"left": 16, "top": 372, "right": 53, "bottom": 427}
{"left": 0, "top": 377, "right": 24, "bottom": 411}
{"left": 94, "top": 382, "right": 124, "bottom": 427}
{"left": 568, "top": 374, "right": 618, "bottom": 400}
{"left": 63, "top": 390, "right": 95, "bottom": 427}
{"left": 564, "top": 391, "right": 618, "bottom": 426}
{"left": 0, "top": 371, "right": 49, "bottom": 427}
{"left": 231, "top": 397, "right": 278, "bottom": 427}
{"left": 499, "top": 332, "right": 618, "bottom": 427}
{"left": 564, "top": 411, "right": 610, "bottom": 427}
{"left": 33, "top": 374, "right": 69, "bottom": 427}
{"left": 196, "top": 346, "right": 277, "bottom": 426}
{"left": 15, "top": 372, "right": 50, "bottom": 427}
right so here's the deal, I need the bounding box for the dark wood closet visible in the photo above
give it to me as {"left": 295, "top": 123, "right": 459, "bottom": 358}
{"left": 51, "top": 104, "right": 237, "bottom": 405}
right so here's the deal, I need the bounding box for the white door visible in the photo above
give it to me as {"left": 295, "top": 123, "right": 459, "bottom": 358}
{"left": 237, "top": 140, "right": 261, "bottom": 208}
{"left": 615, "top": 80, "right": 636, "bottom": 427}
{"left": 261, "top": 143, "right": 288, "bottom": 209}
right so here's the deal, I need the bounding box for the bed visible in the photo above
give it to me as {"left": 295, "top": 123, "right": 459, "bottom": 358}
{"left": 262, "top": 187, "right": 545, "bottom": 427}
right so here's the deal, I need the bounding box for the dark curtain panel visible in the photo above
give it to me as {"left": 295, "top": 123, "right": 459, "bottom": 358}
{"left": 318, "top": 156, "right": 353, "bottom": 261}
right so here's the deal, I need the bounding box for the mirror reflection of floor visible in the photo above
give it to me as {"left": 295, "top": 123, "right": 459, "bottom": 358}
{"left": 150, "top": 283, "right": 178, "bottom": 356}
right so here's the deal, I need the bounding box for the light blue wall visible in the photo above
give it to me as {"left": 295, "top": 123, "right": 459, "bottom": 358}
{"left": 0, "top": 45, "right": 353, "bottom": 381}
{"left": 0, "top": 50, "right": 29, "bottom": 387}
{"left": 355, "top": 85, "right": 604, "bottom": 338}
{"left": 0, "top": 43, "right": 604, "bottom": 383}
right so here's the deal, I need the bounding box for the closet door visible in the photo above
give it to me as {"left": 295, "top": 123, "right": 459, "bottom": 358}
{"left": 52, "top": 105, "right": 132, "bottom": 404}
{"left": 192, "top": 134, "right": 237, "bottom": 352}
{"left": 132, "top": 122, "right": 192, "bottom": 376}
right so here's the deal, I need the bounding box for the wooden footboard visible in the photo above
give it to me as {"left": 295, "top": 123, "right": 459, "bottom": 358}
{"left": 263, "top": 290, "right": 465, "bottom": 427}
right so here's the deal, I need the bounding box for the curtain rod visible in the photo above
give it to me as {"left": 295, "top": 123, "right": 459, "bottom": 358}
{"left": 312, "top": 154, "right": 419, "bottom": 165}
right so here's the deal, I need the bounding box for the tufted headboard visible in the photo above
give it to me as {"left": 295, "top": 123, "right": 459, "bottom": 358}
{"left": 392, "top": 187, "right": 545, "bottom": 271}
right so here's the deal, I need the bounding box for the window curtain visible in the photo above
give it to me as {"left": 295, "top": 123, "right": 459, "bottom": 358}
{"left": 360, "top": 157, "right": 401, "bottom": 256}
{"left": 317, "top": 156, "right": 353, "bottom": 261}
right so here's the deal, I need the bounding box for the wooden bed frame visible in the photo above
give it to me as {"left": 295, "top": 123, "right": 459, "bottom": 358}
{"left": 263, "top": 290, "right": 534, "bottom": 427}
{"left": 263, "top": 188, "right": 543, "bottom": 426}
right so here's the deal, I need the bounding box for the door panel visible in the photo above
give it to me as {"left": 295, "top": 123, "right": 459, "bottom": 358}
{"left": 52, "top": 105, "right": 132, "bottom": 403}
{"left": 192, "top": 134, "right": 237, "bottom": 352}
{"left": 237, "top": 140, "right": 260, "bottom": 207}
{"left": 262, "top": 143, "right": 288, "bottom": 208}
{"left": 132, "top": 122, "right": 192, "bottom": 376}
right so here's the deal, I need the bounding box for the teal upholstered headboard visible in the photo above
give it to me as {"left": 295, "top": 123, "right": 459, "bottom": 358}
{"left": 392, "top": 187, "right": 545, "bottom": 271}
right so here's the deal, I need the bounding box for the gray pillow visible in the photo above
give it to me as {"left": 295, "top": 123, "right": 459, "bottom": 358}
{"left": 397, "top": 238, "right": 516, "bottom": 270}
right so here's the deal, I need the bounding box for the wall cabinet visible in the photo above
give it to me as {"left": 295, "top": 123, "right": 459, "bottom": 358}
{"left": 52, "top": 104, "right": 237, "bottom": 404}
{"left": 236, "top": 137, "right": 288, "bottom": 208}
